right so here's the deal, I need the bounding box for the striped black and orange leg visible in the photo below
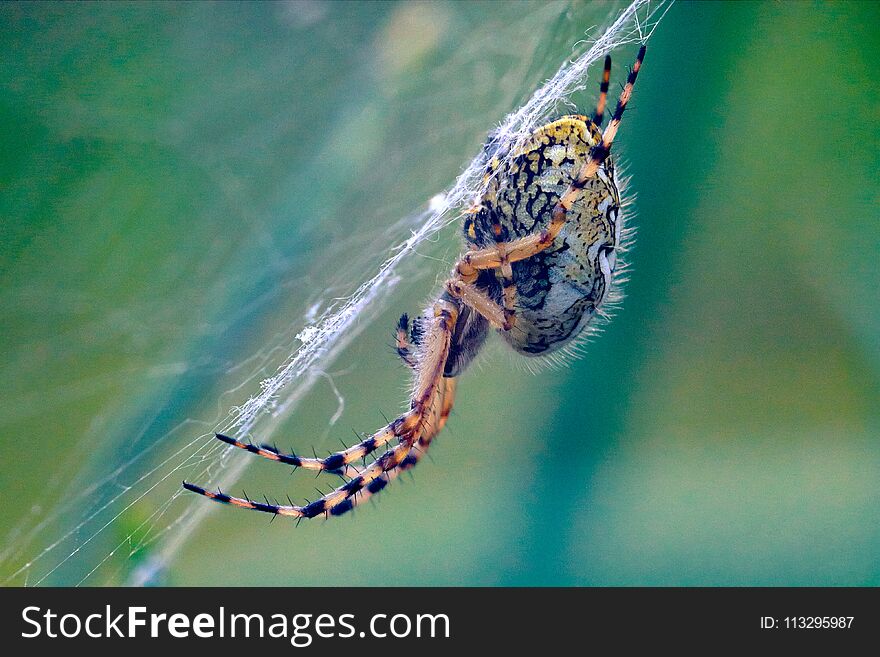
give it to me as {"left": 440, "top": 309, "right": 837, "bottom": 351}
{"left": 354, "top": 377, "right": 457, "bottom": 508}
{"left": 183, "top": 299, "right": 459, "bottom": 519}
{"left": 211, "top": 424, "right": 398, "bottom": 478}
{"left": 456, "top": 46, "right": 646, "bottom": 278}
{"left": 401, "top": 376, "right": 456, "bottom": 471}
{"left": 593, "top": 54, "right": 612, "bottom": 126}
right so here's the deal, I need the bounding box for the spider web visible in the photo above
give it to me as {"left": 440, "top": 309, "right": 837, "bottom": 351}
{"left": 1, "top": 0, "right": 672, "bottom": 586}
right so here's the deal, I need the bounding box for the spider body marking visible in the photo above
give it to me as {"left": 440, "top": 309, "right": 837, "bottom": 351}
{"left": 463, "top": 115, "right": 620, "bottom": 355}
{"left": 183, "top": 47, "right": 645, "bottom": 520}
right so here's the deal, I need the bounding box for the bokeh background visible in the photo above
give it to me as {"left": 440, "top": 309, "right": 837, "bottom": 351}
{"left": 1, "top": 0, "right": 878, "bottom": 586}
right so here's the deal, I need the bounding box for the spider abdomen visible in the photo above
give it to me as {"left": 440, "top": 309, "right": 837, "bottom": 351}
{"left": 465, "top": 116, "right": 623, "bottom": 355}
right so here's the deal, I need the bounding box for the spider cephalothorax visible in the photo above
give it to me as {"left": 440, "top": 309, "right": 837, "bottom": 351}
{"left": 184, "top": 46, "right": 645, "bottom": 520}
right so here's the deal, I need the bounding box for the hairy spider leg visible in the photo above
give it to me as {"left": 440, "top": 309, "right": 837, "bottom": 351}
{"left": 445, "top": 278, "right": 510, "bottom": 331}
{"left": 395, "top": 313, "right": 418, "bottom": 368}
{"left": 456, "top": 45, "right": 646, "bottom": 277}
{"left": 593, "top": 54, "right": 612, "bottom": 126}
{"left": 402, "top": 376, "right": 455, "bottom": 469}
{"left": 354, "top": 377, "right": 457, "bottom": 507}
{"left": 182, "top": 300, "right": 459, "bottom": 519}
{"left": 211, "top": 432, "right": 377, "bottom": 478}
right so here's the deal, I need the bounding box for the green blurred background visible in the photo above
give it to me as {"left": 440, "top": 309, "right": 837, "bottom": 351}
{"left": 1, "top": 0, "right": 878, "bottom": 586}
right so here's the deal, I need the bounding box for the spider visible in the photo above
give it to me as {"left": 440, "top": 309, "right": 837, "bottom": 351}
{"left": 183, "top": 46, "right": 646, "bottom": 520}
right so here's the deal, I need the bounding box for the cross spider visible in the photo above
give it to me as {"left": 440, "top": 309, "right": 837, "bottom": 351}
{"left": 184, "top": 46, "right": 646, "bottom": 520}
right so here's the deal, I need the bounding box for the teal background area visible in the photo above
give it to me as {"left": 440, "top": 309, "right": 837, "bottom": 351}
{"left": 1, "top": 1, "right": 878, "bottom": 585}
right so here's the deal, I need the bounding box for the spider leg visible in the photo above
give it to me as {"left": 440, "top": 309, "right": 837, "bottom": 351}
{"left": 213, "top": 432, "right": 381, "bottom": 477}
{"left": 395, "top": 313, "right": 418, "bottom": 368}
{"left": 487, "top": 198, "right": 519, "bottom": 329}
{"left": 457, "top": 46, "right": 646, "bottom": 277}
{"left": 593, "top": 54, "right": 612, "bottom": 127}
{"left": 354, "top": 377, "right": 457, "bottom": 508}
{"left": 445, "top": 278, "right": 512, "bottom": 330}
{"left": 183, "top": 299, "right": 459, "bottom": 519}
{"left": 402, "top": 376, "right": 455, "bottom": 469}
{"left": 500, "top": 263, "right": 517, "bottom": 322}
